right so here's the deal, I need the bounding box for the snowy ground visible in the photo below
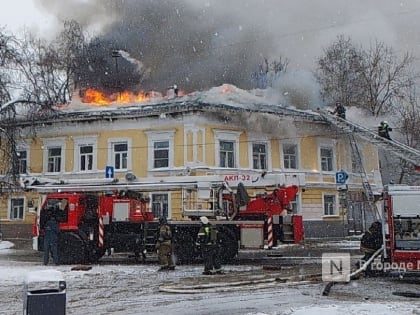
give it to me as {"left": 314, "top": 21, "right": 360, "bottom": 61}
{"left": 0, "top": 240, "right": 419, "bottom": 315}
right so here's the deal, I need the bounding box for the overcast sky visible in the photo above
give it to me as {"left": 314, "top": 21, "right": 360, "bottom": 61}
{"left": 2, "top": 0, "right": 420, "bottom": 95}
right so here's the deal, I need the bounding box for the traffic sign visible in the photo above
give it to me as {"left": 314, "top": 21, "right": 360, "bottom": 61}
{"left": 335, "top": 170, "right": 348, "bottom": 184}
{"left": 105, "top": 166, "right": 114, "bottom": 178}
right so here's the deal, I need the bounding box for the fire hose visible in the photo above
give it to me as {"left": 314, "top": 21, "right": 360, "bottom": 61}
{"left": 322, "top": 245, "right": 384, "bottom": 296}
{"left": 159, "top": 273, "right": 321, "bottom": 294}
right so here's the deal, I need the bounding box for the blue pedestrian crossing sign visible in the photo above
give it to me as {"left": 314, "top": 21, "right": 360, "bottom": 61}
{"left": 105, "top": 166, "right": 114, "bottom": 178}
{"left": 335, "top": 170, "right": 348, "bottom": 184}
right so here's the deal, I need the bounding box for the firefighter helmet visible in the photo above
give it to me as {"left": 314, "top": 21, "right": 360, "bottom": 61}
{"left": 159, "top": 216, "right": 167, "bottom": 225}
{"left": 200, "top": 216, "right": 209, "bottom": 224}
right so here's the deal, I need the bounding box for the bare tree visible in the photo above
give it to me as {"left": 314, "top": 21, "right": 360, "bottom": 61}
{"left": 12, "top": 21, "right": 86, "bottom": 107}
{"left": 251, "top": 57, "right": 289, "bottom": 89}
{"left": 0, "top": 29, "right": 19, "bottom": 104}
{"left": 316, "top": 36, "right": 416, "bottom": 115}
{"left": 359, "top": 41, "right": 416, "bottom": 116}
{"left": 315, "top": 35, "right": 364, "bottom": 107}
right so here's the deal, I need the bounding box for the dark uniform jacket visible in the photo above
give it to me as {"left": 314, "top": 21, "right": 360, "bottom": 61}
{"left": 361, "top": 226, "right": 383, "bottom": 253}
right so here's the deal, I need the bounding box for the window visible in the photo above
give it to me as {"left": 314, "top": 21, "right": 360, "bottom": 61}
{"left": 145, "top": 131, "right": 175, "bottom": 170}
{"left": 113, "top": 142, "right": 128, "bottom": 170}
{"left": 151, "top": 193, "right": 169, "bottom": 218}
{"left": 323, "top": 195, "right": 337, "bottom": 216}
{"left": 154, "top": 140, "right": 169, "bottom": 168}
{"left": 220, "top": 140, "right": 235, "bottom": 168}
{"left": 289, "top": 195, "right": 300, "bottom": 214}
{"left": 214, "top": 130, "right": 241, "bottom": 169}
{"left": 48, "top": 147, "right": 62, "bottom": 173}
{"left": 43, "top": 138, "right": 65, "bottom": 174}
{"left": 9, "top": 198, "right": 24, "bottom": 220}
{"left": 17, "top": 150, "right": 27, "bottom": 174}
{"left": 320, "top": 147, "right": 334, "bottom": 171}
{"left": 283, "top": 144, "right": 298, "bottom": 169}
{"left": 79, "top": 145, "right": 94, "bottom": 171}
{"left": 252, "top": 143, "right": 267, "bottom": 169}
{"left": 74, "top": 136, "right": 98, "bottom": 172}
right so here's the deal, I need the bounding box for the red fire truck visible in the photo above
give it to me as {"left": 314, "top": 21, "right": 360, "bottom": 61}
{"left": 382, "top": 185, "right": 420, "bottom": 276}
{"left": 27, "top": 178, "right": 302, "bottom": 265}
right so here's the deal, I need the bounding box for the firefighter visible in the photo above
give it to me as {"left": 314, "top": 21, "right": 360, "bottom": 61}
{"left": 331, "top": 102, "right": 346, "bottom": 119}
{"left": 43, "top": 211, "right": 60, "bottom": 265}
{"left": 196, "top": 216, "right": 223, "bottom": 275}
{"left": 359, "top": 221, "right": 383, "bottom": 275}
{"left": 378, "top": 121, "right": 392, "bottom": 140}
{"left": 156, "top": 217, "right": 175, "bottom": 271}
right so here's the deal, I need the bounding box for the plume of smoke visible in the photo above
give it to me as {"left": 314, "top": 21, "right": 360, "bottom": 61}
{"left": 35, "top": 0, "right": 419, "bottom": 96}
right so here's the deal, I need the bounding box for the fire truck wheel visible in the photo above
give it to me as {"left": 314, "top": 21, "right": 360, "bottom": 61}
{"left": 217, "top": 226, "right": 239, "bottom": 263}
{"left": 58, "top": 232, "right": 87, "bottom": 265}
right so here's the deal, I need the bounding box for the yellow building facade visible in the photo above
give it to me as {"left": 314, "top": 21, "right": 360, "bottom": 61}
{"left": 0, "top": 92, "right": 382, "bottom": 239}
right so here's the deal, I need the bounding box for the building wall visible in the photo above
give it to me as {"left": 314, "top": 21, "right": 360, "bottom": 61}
{"left": 0, "top": 110, "right": 382, "bottom": 239}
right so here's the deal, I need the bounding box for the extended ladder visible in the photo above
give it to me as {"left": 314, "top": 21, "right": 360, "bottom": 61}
{"left": 319, "top": 110, "right": 420, "bottom": 166}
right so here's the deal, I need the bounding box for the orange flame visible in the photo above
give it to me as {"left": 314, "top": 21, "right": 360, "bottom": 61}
{"left": 82, "top": 88, "right": 159, "bottom": 106}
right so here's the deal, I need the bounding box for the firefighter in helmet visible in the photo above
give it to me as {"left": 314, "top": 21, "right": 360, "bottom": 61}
{"left": 156, "top": 216, "right": 175, "bottom": 271}
{"left": 378, "top": 121, "right": 392, "bottom": 140}
{"left": 359, "top": 221, "right": 383, "bottom": 276}
{"left": 331, "top": 101, "right": 346, "bottom": 119}
{"left": 195, "top": 216, "right": 223, "bottom": 275}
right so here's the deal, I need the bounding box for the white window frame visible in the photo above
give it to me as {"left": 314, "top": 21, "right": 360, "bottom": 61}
{"left": 289, "top": 194, "right": 301, "bottom": 214}
{"left": 16, "top": 142, "right": 30, "bottom": 174}
{"left": 319, "top": 143, "right": 335, "bottom": 172}
{"left": 248, "top": 139, "right": 271, "bottom": 170}
{"left": 42, "top": 138, "right": 66, "bottom": 174}
{"left": 282, "top": 142, "right": 299, "bottom": 170}
{"left": 214, "top": 130, "right": 241, "bottom": 168}
{"left": 323, "top": 193, "right": 338, "bottom": 216}
{"left": 8, "top": 196, "right": 26, "bottom": 221}
{"left": 150, "top": 192, "right": 171, "bottom": 219}
{"left": 108, "top": 138, "right": 132, "bottom": 172}
{"left": 145, "top": 130, "right": 175, "bottom": 170}
{"left": 73, "top": 136, "right": 98, "bottom": 172}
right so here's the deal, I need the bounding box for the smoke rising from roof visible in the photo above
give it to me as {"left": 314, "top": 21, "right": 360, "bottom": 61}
{"left": 36, "top": 0, "right": 420, "bottom": 96}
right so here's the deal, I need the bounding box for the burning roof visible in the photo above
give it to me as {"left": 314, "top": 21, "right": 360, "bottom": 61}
{"left": 9, "top": 84, "right": 323, "bottom": 126}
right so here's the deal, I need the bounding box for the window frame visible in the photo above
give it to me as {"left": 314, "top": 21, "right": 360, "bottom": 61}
{"left": 150, "top": 192, "right": 171, "bottom": 218}
{"left": 282, "top": 142, "right": 299, "bottom": 170}
{"left": 214, "top": 130, "right": 241, "bottom": 169}
{"left": 145, "top": 130, "right": 175, "bottom": 170}
{"left": 42, "top": 138, "right": 66, "bottom": 174}
{"left": 108, "top": 138, "right": 132, "bottom": 172}
{"left": 323, "top": 193, "right": 338, "bottom": 216}
{"left": 73, "top": 136, "right": 98, "bottom": 173}
{"left": 8, "top": 197, "right": 26, "bottom": 221}
{"left": 320, "top": 145, "right": 335, "bottom": 172}
{"left": 249, "top": 141, "right": 269, "bottom": 170}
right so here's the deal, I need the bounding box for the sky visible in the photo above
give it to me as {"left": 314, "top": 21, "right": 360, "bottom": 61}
{"left": 2, "top": 1, "right": 420, "bottom": 98}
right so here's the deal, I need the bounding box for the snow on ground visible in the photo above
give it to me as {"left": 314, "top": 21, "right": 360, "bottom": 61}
{"left": 1, "top": 240, "right": 419, "bottom": 315}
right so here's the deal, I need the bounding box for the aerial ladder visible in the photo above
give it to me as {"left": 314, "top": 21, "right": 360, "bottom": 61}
{"left": 319, "top": 110, "right": 420, "bottom": 231}
{"left": 319, "top": 110, "right": 420, "bottom": 166}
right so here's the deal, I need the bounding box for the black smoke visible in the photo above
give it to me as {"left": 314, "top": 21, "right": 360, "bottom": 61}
{"left": 42, "top": 0, "right": 276, "bottom": 93}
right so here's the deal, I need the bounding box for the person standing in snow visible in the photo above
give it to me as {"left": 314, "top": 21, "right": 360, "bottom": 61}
{"left": 196, "top": 216, "right": 223, "bottom": 275}
{"left": 156, "top": 217, "right": 175, "bottom": 271}
{"left": 331, "top": 102, "right": 346, "bottom": 119}
{"left": 43, "top": 211, "right": 60, "bottom": 265}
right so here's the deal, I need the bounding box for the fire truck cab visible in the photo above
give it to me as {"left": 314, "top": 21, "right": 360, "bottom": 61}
{"left": 383, "top": 185, "right": 420, "bottom": 276}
